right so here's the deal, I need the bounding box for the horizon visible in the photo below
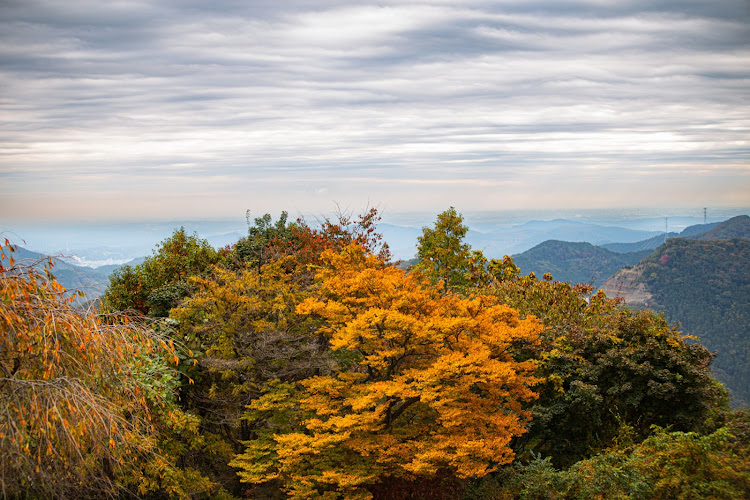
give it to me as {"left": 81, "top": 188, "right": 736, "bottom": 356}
{"left": 3, "top": 205, "right": 747, "bottom": 265}
{"left": 3, "top": 204, "right": 748, "bottom": 230}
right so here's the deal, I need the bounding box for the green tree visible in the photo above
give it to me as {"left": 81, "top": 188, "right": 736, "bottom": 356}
{"left": 234, "top": 211, "right": 294, "bottom": 269}
{"left": 482, "top": 265, "right": 729, "bottom": 467}
{"left": 504, "top": 416, "right": 750, "bottom": 499}
{"left": 104, "top": 228, "right": 221, "bottom": 317}
{"left": 416, "top": 207, "right": 472, "bottom": 293}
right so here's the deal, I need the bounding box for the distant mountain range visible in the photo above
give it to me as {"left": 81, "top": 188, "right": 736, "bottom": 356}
{"left": 692, "top": 215, "right": 750, "bottom": 240}
{"left": 513, "top": 220, "right": 731, "bottom": 287}
{"left": 0, "top": 246, "right": 141, "bottom": 303}
{"left": 600, "top": 233, "right": 680, "bottom": 253}
{"left": 381, "top": 219, "right": 663, "bottom": 260}
{"left": 469, "top": 219, "right": 663, "bottom": 258}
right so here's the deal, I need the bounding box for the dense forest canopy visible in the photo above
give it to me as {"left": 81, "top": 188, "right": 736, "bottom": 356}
{"left": 1, "top": 209, "right": 748, "bottom": 499}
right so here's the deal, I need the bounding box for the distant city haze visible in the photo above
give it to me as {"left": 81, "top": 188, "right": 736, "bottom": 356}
{"left": 3, "top": 207, "right": 748, "bottom": 264}
{"left": 1, "top": 1, "right": 748, "bottom": 220}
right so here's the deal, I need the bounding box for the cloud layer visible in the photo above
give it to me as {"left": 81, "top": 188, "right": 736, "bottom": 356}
{"left": 1, "top": 0, "right": 749, "bottom": 219}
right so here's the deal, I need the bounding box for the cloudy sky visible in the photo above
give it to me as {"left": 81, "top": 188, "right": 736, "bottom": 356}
{"left": 1, "top": 0, "right": 749, "bottom": 221}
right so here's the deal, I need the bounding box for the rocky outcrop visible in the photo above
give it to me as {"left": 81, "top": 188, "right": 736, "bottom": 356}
{"left": 599, "top": 266, "right": 653, "bottom": 308}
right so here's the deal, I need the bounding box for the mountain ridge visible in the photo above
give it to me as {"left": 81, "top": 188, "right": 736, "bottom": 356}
{"left": 512, "top": 241, "right": 649, "bottom": 286}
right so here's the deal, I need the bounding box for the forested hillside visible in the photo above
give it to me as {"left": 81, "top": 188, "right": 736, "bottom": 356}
{"left": 621, "top": 237, "right": 750, "bottom": 406}
{"left": 512, "top": 240, "right": 649, "bottom": 286}
{"left": 602, "top": 214, "right": 750, "bottom": 406}
{"left": 2, "top": 211, "right": 748, "bottom": 499}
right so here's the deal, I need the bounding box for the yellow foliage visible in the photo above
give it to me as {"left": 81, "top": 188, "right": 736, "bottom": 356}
{"left": 234, "top": 244, "right": 542, "bottom": 497}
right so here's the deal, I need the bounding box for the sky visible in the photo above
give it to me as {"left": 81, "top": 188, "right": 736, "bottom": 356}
{"left": 1, "top": 0, "right": 749, "bottom": 222}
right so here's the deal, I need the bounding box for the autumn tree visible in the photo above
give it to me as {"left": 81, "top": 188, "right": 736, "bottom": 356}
{"left": 0, "top": 240, "right": 222, "bottom": 499}
{"left": 263, "top": 206, "right": 392, "bottom": 269}
{"left": 228, "top": 207, "right": 392, "bottom": 288}
{"left": 103, "top": 228, "right": 221, "bottom": 317}
{"left": 170, "top": 256, "right": 331, "bottom": 439}
{"left": 171, "top": 207, "right": 393, "bottom": 436}
{"left": 94, "top": 207, "right": 392, "bottom": 495}
{"left": 313, "top": 205, "right": 393, "bottom": 263}
{"left": 231, "top": 244, "right": 542, "bottom": 498}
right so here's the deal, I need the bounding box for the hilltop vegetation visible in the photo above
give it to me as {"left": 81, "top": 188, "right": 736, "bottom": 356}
{"left": 602, "top": 221, "right": 721, "bottom": 254}
{"left": 2, "top": 210, "right": 748, "bottom": 499}
{"left": 693, "top": 215, "right": 750, "bottom": 241}
{"left": 503, "top": 218, "right": 746, "bottom": 289}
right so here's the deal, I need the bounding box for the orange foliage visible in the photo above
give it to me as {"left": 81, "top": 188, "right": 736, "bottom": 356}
{"left": 232, "top": 244, "right": 541, "bottom": 498}
{"left": 266, "top": 207, "right": 392, "bottom": 271}
{"left": 0, "top": 240, "right": 189, "bottom": 498}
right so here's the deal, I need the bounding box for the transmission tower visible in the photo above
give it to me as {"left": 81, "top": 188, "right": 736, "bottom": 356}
{"left": 704, "top": 207, "right": 707, "bottom": 225}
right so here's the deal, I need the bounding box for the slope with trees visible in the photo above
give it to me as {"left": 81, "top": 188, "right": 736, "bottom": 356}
{"left": 602, "top": 215, "right": 750, "bottom": 406}
{"left": 628, "top": 238, "right": 749, "bottom": 406}
{"left": 0, "top": 245, "right": 121, "bottom": 302}
{"left": 693, "top": 215, "right": 750, "bottom": 240}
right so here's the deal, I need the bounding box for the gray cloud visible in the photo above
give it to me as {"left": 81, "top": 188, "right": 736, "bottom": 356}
{"left": 1, "top": 0, "right": 748, "bottom": 220}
